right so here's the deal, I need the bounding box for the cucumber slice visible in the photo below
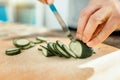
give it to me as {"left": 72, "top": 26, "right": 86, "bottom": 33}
{"left": 38, "top": 46, "right": 42, "bottom": 51}
{"left": 36, "top": 36, "right": 48, "bottom": 42}
{"left": 62, "top": 44, "right": 76, "bottom": 58}
{"left": 20, "top": 42, "right": 35, "bottom": 50}
{"left": 69, "top": 40, "right": 93, "bottom": 58}
{"left": 32, "top": 40, "right": 42, "bottom": 44}
{"left": 47, "top": 42, "right": 58, "bottom": 56}
{"left": 30, "top": 42, "right": 35, "bottom": 47}
{"left": 53, "top": 43, "right": 64, "bottom": 57}
{"left": 40, "top": 45, "right": 54, "bottom": 57}
{"left": 55, "top": 41, "right": 70, "bottom": 58}
{"left": 6, "top": 48, "right": 21, "bottom": 55}
{"left": 13, "top": 39, "right": 30, "bottom": 47}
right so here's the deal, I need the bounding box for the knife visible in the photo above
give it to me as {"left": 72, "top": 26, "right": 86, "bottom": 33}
{"left": 49, "top": 4, "right": 74, "bottom": 40}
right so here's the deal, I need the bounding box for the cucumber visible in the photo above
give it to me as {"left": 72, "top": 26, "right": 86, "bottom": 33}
{"left": 36, "top": 36, "right": 48, "bottom": 42}
{"left": 32, "top": 40, "right": 42, "bottom": 44}
{"left": 40, "top": 45, "right": 54, "bottom": 57}
{"left": 53, "top": 43, "right": 64, "bottom": 57}
{"left": 62, "top": 44, "right": 76, "bottom": 58}
{"left": 38, "top": 46, "right": 42, "bottom": 51}
{"left": 69, "top": 40, "right": 94, "bottom": 58}
{"left": 18, "top": 42, "right": 35, "bottom": 50}
{"left": 47, "top": 42, "right": 58, "bottom": 56}
{"left": 55, "top": 41, "right": 70, "bottom": 58}
{"left": 13, "top": 39, "right": 30, "bottom": 47}
{"left": 6, "top": 48, "right": 21, "bottom": 56}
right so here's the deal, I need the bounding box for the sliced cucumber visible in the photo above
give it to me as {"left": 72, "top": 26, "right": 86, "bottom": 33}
{"left": 13, "top": 39, "right": 30, "bottom": 47}
{"left": 47, "top": 42, "right": 57, "bottom": 56}
{"left": 36, "top": 36, "right": 48, "bottom": 42}
{"left": 62, "top": 44, "right": 76, "bottom": 58}
{"left": 53, "top": 43, "right": 64, "bottom": 57}
{"left": 69, "top": 40, "right": 93, "bottom": 58}
{"left": 6, "top": 48, "right": 21, "bottom": 56}
{"left": 32, "top": 40, "right": 42, "bottom": 44}
{"left": 30, "top": 42, "right": 35, "bottom": 47}
{"left": 40, "top": 45, "right": 54, "bottom": 57}
{"left": 55, "top": 41, "right": 70, "bottom": 58}
{"left": 38, "top": 46, "right": 42, "bottom": 51}
{"left": 20, "top": 42, "right": 35, "bottom": 50}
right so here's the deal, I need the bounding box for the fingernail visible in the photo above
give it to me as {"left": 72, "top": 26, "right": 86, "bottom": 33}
{"left": 76, "top": 34, "right": 82, "bottom": 40}
{"left": 87, "top": 41, "right": 93, "bottom": 47}
{"left": 82, "top": 37, "right": 87, "bottom": 43}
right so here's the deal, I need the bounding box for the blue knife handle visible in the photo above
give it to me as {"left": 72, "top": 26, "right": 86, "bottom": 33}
{"left": 49, "top": 4, "right": 57, "bottom": 12}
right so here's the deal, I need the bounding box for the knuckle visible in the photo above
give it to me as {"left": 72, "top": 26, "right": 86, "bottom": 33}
{"left": 77, "top": 31, "right": 82, "bottom": 35}
{"left": 80, "top": 9, "right": 89, "bottom": 18}
{"left": 90, "top": 14, "right": 103, "bottom": 23}
{"left": 94, "top": 36, "right": 102, "bottom": 44}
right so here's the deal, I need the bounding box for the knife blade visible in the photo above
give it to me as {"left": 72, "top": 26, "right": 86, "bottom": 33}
{"left": 49, "top": 4, "right": 74, "bottom": 40}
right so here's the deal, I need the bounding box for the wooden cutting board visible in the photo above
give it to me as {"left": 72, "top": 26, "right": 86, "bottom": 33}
{"left": 0, "top": 37, "right": 119, "bottom": 80}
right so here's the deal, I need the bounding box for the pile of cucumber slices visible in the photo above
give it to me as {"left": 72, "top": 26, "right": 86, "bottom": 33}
{"left": 38, "top": 40, "right": 94, "bottom": 58}
{"left": 5, "top": 36, "right": 48, "bottom": 56}
{"left": 5, "top": 36, "right": 95, "bottom": 58}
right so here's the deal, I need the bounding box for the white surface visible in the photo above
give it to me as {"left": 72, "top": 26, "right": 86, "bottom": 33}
{"left": 78, "top": 50, "right": 120, "bottom": 80}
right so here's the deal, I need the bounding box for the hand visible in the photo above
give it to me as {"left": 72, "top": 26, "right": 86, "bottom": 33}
{"left": 76, "top": 0, "right": 120, "bottom": 47}
{"left": 38, "top": 0, "right": 54, "bottom": 4}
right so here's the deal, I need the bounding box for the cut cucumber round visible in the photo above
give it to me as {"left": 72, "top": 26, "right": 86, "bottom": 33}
{"left": 53, "top": 43, "right": 64, "bottom": 57}
{"left": 20, "top": 42, "right": 35, "bottom": 50}
{"left": 6, "top": 48, "right": 21, "bottom": 56}
{"left": 13, "top": 39, "right": 30, "bottom": 47}
{"left": 32, "top": 40, "right": 42, "bottom": 44}
{"left": 36, "top": 36, "right": 48, "bottom": 42}
{"left": 47, "top": 42, "right": 58, "bottom": 56}
{"left": 40, "top": 45, "right": 54, "bottom": 57}
{"left": 55, "top": 41, "right": 70, "bottom": 58}
{"left": 69, "top": 40, "right": 93, "bottom": 58}
{"left": 62, "top": 44, "right": 76, "bottom": 58}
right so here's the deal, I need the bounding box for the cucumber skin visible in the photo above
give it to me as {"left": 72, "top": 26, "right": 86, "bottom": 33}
{"left": 53, "top": 43, "right": 64, "bottom": 57}
{"left": 6, "top": 48, "right": 21, "bottom": 56}
{"left": 62, "top": 45, "right": 77, "bottom": 58}
{"left": 40, "top": 45, "right": 54, "bottom": 57}
{"left": 79, "top": 41, "right": 93, "bottom": 58}
{"left": 47, "top": 43, "right": 58, "bottom": 56}
{"left": 70, "top": 40, "right": 94, "bottom": 59}
{"left": 55, "top": 41, "right": 70, "bottom": 58}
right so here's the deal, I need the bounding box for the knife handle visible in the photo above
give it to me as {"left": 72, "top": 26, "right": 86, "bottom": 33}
{"left": 49, "top": 4, "right": 57, "bottom": 12}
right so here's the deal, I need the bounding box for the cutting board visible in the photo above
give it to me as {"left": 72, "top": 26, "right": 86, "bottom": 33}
{"left": 0, "top": 37, "right": 119, "bottom": 80}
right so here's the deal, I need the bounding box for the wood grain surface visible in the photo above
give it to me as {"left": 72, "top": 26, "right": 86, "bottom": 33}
{"left": 0, "top": 37, "right": 119, "bottom": 80}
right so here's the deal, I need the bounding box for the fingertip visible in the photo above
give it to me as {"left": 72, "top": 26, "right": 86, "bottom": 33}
{"left": 87, "top": 41, "right": 94, "bottom": 47}
{"left": 47, "top": 0, "right": 54, "bottom": 4}
{"left": 76, "top": 33, "right": 82, "bottom": 40}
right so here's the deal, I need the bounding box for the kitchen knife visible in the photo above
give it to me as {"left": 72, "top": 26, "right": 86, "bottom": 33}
{"left": 49, "top": 4, "right": 74, "bottom": 40}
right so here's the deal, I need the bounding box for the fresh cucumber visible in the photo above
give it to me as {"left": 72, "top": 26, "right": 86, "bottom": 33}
{"left": 36, "top": 36, "right": 48, "bottom": 42}
{"left": 6, "top": 48, "right": 21, "bottom": 56}
{"left": 13, "top": 39, "right": 30, "bottom": 47}
{"left": 55, "top": 41, "right": 70, "bottom": 58}
{"left": 40, "top": 45, "right": 54, "bottom": 57}
{"left": 62, "top": 44, "right": 76, "bottom": 58}
{"left": 32, "top": 40, "right": 42, "bottom": 44}
{"left": 20, "top": 43, "right": 34, "bottom": 50}
{"left": 53, "top": 43, "right": 64, "bottom": 57}
{"left": 47, "top": 42, "right": 58, "bottom": 56}
{"left": 69, "top": 40, "right": 94, "bottom": 58}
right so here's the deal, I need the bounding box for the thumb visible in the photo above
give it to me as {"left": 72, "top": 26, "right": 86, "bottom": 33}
{"left": 47, "top": 0, "right": 54, "bottom": 4}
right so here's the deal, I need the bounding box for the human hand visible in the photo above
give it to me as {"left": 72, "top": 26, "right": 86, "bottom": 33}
{"left": 38, "top": 0, "right": 54, "bottom": 4}
{"left": 76, "top": 0, "right": 120, "bottom": 47}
